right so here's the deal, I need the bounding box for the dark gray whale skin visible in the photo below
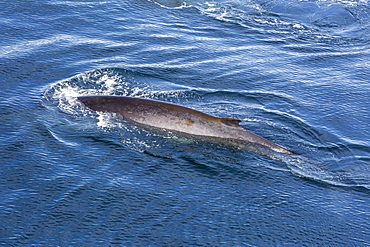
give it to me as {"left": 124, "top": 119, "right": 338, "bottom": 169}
{"left": 78, "top": 95, "right": 294, "bottom": 156}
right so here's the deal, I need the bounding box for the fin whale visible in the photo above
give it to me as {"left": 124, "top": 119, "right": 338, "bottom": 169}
{"left": 78, "top": 95, "right": 294, "bottom": 156}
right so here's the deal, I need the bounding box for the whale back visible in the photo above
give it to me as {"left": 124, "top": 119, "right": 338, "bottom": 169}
{"left": 78, "top": 95, "right": 294, "bottom": 155}
{"left": 78, "top": 96, "right": 242, "bottom": 135}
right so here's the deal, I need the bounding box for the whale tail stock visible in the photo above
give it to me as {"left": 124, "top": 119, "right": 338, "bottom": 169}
{"left": 216, "top": 117, "right": 294, "bottom": 155}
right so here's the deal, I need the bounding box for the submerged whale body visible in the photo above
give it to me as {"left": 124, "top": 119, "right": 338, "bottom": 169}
{"left": 78, "top": 95, "right": 294, "bottom": 156}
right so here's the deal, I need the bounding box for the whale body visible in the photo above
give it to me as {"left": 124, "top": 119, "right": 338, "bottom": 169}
{"left": 78, "top": 95, "right": 294, "bottom": 156}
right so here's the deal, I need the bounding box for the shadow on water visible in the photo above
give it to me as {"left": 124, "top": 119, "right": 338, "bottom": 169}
{"left": 43, "top": 68, "right": 370, "bottom": 191}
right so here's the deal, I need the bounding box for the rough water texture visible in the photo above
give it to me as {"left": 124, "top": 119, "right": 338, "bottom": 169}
{"left": 1, "top": 0, "right": 370, "bottom": 246}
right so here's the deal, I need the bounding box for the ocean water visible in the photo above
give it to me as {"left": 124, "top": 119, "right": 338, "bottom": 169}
{"left": 1, "top": 0, "right": 370, "bottom": 245}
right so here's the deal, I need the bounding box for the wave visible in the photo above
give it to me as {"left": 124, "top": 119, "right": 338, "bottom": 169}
{"left": 149, "top": 0, "right": 370, "bottom": 45}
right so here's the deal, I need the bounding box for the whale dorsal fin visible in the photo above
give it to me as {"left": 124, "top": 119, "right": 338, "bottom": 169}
{"left": 221, "top": 117, "right": 242, "bottom": 127}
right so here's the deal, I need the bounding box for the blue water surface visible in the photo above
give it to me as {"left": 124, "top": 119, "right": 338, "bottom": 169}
{"left": 1, "top": 0, "right": 370, "bottom": 246}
